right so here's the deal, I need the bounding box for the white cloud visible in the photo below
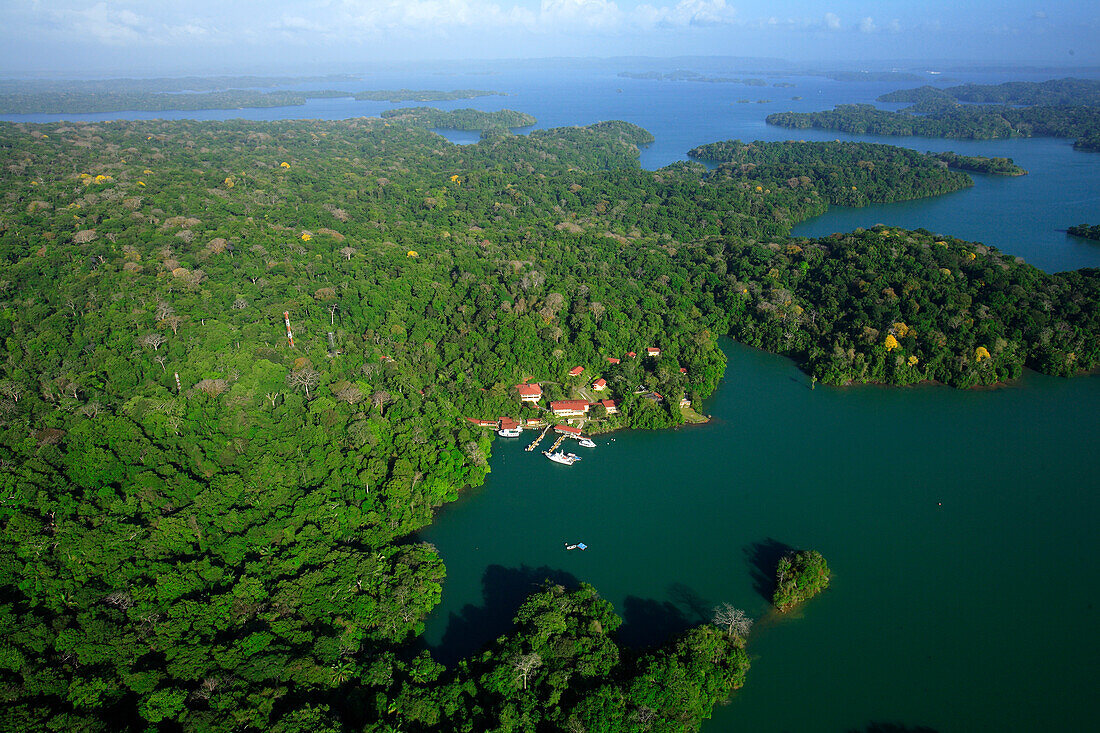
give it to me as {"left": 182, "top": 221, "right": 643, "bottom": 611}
{"left": 824, "top": 12, "right": 840, "bottom": 31}
{"left": 48, "top": 2, "right": 211, "bottom": 46}
{"left": 858, "top": 16, "right": 875, "bottom": 34}
{"left": 1033, "top": 10, "right": 1047, "bottom": 20}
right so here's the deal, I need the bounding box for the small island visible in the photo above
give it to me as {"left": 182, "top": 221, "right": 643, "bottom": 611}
{"left": 1068, "top": 224, "right": 1100, "bottom": 241}
{"left": 773, "top": 550, "right": 831, "bottom": 611}
{"left": 930, "top": 151, "right": 1027, "bottom": 176}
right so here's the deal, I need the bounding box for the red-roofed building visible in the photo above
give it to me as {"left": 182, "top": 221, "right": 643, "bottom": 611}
{"left": 465, "top": 417, "right": 498, "bottom": 427}
{"left": 600, "top": 399, "right": 619, "bottom": 415}
{"left": 606, "top": 357, "right": 621, "bottom": 365}
{"left": 498, "top": 417, "right": 519, "bottom": 430}
{"left": 625, "top": 351, "right": 637, "bottom": 358}
{"left": 568, "top": 366, "right": 585, "bottom": 377}
{"left": 646, "top": 347, "right": 661, "bottom": 357}
{"left": 591, "top": 378, "right": 607, "bottom": 391}
{"left": 516, "top": 383, "right": 543, "bottom": 403}
{"left": 680, "top": 367, "right": 687, "bottom": 374}
{"left": 550, "top": 400, "right": 591, "bottom": 417}
{"left": 554, "top": 424, "right": 582, "bottom": 436}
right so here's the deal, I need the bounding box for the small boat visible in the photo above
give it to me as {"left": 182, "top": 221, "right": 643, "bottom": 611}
{"left": 577, "top": 437, "right": 596, "bottom": 448}
{"left": 544, "top": 450, "right": 580, "bottom": 465}
{"left": 565, "top": 542, "right": 588, "bottom": 551}
{"left": 497, "top": 427, "right": 523, "bottom": 437}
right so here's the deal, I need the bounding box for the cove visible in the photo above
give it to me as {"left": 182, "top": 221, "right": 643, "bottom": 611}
{"left": 421, "top": 339, "right": 1099, "bottom": 732}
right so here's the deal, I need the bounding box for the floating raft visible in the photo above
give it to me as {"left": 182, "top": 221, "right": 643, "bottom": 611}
{"left": 565, "top": 542, "right": 588, "bottom": 551}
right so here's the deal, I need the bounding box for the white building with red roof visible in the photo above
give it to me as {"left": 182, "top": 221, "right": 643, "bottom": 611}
{"left": 550, "top": 399, "right": 591, "bottom": 417}
{"left": 515, "top": 383, "right": 543, "bottom": 403}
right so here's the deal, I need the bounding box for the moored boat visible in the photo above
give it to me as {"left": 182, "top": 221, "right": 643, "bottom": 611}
{"left": 544, "top": 450, "right": 580, "bottom": 465}
{"left": 497, "top": 426, "right": 523, "bottom": 437}
{"left": 577, "top": 437, "right": 596, "bottom": 447}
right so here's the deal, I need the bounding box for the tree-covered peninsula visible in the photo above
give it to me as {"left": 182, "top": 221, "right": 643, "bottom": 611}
{"left": 877, "top": 77, "right": 1100, "bottom": 107}
{"left": 766, "top": 103, "right": 1100, "bottom": 150}
{"left": 378, "top": 106, "right": 536, "bottom": 132}
{"left": 928, "top": 152, "right": 1026, "bottom": 176}
{"left": 688, "top": 140, "right": 973, "bottom": 206}
{"left": 1068, "top": 224, "right": 1100, "bottom": 241}
{"left": 1, "top": 113, "right": 1099, "bottom": 731}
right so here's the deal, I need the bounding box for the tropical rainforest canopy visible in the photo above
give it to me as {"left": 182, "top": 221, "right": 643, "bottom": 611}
{"left": 1, "top": 111, "right": 1097, "bottom": 731}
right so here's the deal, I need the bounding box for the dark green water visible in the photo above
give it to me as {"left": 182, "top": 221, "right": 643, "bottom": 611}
{"left": 422, "top": 341, "right": 1099, "bottom": 731}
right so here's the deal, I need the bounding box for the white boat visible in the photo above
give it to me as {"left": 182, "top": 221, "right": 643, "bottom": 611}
{"left": 497, "top": 427, "right": 523, "bottom": 437}
{"left": 577, "top": 437, "right": 596, "bottom": 448}
{"left": 544, "top": 450, "right": 580, "bottom": 465}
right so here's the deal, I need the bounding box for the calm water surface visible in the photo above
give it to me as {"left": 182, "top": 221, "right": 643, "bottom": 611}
{"left": 422, "top": 342, "right": 1100, "bottom": 732}
{"left": 8, "top": 63, "right": 1100, "bottom": 731}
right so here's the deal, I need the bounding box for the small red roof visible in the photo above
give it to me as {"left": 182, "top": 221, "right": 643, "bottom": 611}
{"left": 646, "top": 347, "right": 661, "bottom": 355}
{"left": 499, "top": 417, "right": 519, "bottom": 429}
{"left": 606, "top": 357, "right": 620, "bottom": 364}
{"left": 568, "top": 366, "right": 584, "bottom": 377}
{"left": 554, "top": 424, "right": 582, "bottom": 435}
{"left": 516, "top": 383, "right": 543, "bottom": 397}
{"left": 680, "top": 367, "right": 687, "bottom": 374}
{"left": 625, "top": 351, "right": 637, "bottom": 358}
{"left": 600, "top": 399, "right": 618, "bottom": 408}
{"left": 592, "top": 378, "right": 607, "bottom": 388}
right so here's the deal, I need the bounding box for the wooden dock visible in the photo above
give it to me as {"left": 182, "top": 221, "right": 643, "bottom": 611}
{"left": 525, "top": 424, "right": 551, "bottom": 452}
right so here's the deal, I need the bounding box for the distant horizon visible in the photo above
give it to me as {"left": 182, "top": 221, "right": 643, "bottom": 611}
{"left": 5, "top": 54, "right": 1100, "bottom": 82}
{"left": 2, "top": 1, "right": 1097, "bottom": 77}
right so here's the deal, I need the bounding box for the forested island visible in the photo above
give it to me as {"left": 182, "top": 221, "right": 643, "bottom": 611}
{"left": 773, "top": 551, "right": 831, "bottom": 611}
{"left": 1068, "top": 224, "right": 1100, "bottom": 241}
{"left": 1, "top": 111, "right": 1099, "bottom": 731}
{"left": 929, "top": 152, "right": 1027, "bottom": 175}
{"left": 0, "top": 86, "right": 502, "bottom": 115}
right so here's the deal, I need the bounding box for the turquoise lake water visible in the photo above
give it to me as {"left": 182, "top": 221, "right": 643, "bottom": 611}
{"left": 10, "top": 61, "right": 1099, "bottom": 731}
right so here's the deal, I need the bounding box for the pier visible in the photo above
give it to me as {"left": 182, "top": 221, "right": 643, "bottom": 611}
{"left": 525, "top": 424, "right": 551, "bottom": 452}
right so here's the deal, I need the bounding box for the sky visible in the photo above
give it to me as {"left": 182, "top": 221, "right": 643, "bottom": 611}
{"left": 1, "top": 1, "right": 1097, "bottom": 76}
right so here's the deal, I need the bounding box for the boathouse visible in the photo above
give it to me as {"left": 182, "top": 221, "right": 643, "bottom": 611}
{"left": 554, "top": 424, "right": 582, "bottom": 436}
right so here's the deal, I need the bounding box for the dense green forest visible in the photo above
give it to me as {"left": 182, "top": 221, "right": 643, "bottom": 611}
{"left": 877, "top": 78, "right": 1100, "bottom": 107}
{"left": 377, "top": 107, "right": 537, "bottom": 132}
{"left": 1, "top": 112, "right": 1098, "bottom": 731}
{"left": 773, "top": 551, "right": 830, "bottom": 611}
{"left": 0, "top": 75, "right": 358, "bottom": 95}
{"left": 688, "top": 140, "right": 973, "bottom": 206}
{"left": 0, "top": 87, "right": 500, "bottom": 115}
{"left": 352, "top": 90, "right": 500, "bottom": 103}
{"left": 1067, "top": 224, "right": 1100, "bottom": 241}
{"left": 766, "top": 103, "right": 1100, "bottom": 150}
{"left": 928, "top": 152, "right": 1026, "bottom": 176}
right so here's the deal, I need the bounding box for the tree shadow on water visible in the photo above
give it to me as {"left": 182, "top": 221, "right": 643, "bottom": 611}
{"left": 617, "top": 582, "right": 711, "bottom": 649}
{"left": 744, "top": 537, "right": 796, "bottom": 602}
{"left": 429, "top": 564, "right": 579, "bottom": 667}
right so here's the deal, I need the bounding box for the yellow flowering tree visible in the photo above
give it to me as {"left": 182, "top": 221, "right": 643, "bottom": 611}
{"left": 975, "top": 346, "right": 991, "bottom": 362}
{"left": 884, "top": 334, "right": 899, "bottom": 351}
